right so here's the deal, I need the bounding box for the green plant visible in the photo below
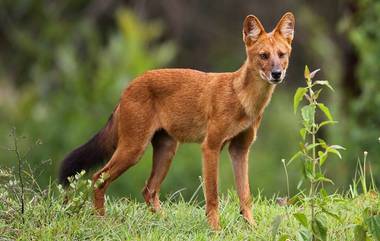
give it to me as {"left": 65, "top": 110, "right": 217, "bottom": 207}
{"left": 349, "top": 150, "right": 378, "bottom": 198}
{"left": 353, "top": 199, "right": 380, "bottom": 241}
{"left": 289, "top": 66, "right": 344, "bottom": 241}
{"left": 0, "top": 128, "right": 43, "bottom": 223}
{"left": 57, "top": 170, "right": 96, "bottom": 215}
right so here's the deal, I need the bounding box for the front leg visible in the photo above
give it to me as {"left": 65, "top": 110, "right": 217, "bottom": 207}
{"left": 202, "top": 132, "right": 224, "bottom": 230}
{"left": 228, "top": 126, "right": 256, "bottom": 226}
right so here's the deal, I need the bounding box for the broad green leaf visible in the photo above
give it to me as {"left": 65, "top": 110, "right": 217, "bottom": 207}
{"left": 303, "top": 160, "right": 314, "bottom": 180}
{"left": 327, "top": 148, "right": 342, "bottom": 159}
{"left": 294, "top": 212, "right": 308, "bottom": 228}
{"left": 312, "top": 217, "right": 328, "bottom": 241}
{"left": 318, "top": 151, "right": 328, "bottom": 166}
{"left": 301, "top": 105, "right": 316, "bottom": 127}
{"left": 366, "top": 215, "right": 380, "bottom": 241}
{"left": 314, "top": 80, "right": 334, "bottom": 91}
{"left": 329, "top": 145, "right": 346, "bottom": 150}
{"left": 296, "top": 228, "right": 312, "bottom": 241}
{"left": 319, "top": 120, "right": 338, "bottom": 128}
{"left": 354, "top": 224, "right": 367, "bottom": 241}
{"left": 294, "top": 87, "right": 307, "bottom": 113}
{"left": 318, "top": 138, "right": 328, "bottom": 149}
{"left": 305, "top": 143, "right": 322, "bottom": 152}
{"left": 304, "top": 65, "right": 310, "bottom": 79}
{"left": 320, "top": 155, "right": 328, "bottom": 166}
{"left": 317, "top": 103, "right": 333, "bottom": 121}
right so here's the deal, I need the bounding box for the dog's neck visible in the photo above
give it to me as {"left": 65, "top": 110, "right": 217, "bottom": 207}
{"left": 233, "top": 60, "right": 276, "bottom": 118}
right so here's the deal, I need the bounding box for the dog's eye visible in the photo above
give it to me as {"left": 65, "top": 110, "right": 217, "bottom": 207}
{"left": 278, "top": 52, "right": 286, "bottom": 58}
{"left": 259, "top": 53, "right": 269, "bottom": 60}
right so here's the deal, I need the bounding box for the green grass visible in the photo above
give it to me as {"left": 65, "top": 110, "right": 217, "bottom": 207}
{"left": 1, "top": 188, "right": 379, "bottom": 240}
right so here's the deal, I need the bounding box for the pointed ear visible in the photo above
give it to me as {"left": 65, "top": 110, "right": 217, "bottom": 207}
{"left": 274, "top": 12, "right": 295, "bottom": 44}
{"left": 242, "top": 15, "right": 265, "bottom": 45}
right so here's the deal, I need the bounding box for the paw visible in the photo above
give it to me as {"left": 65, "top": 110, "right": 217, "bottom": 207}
{"left": 241, "top": 209, "right": 256, "bottom": 227}
{"left": 94, "top": 198, "right": 106, "bottom": 216}
{"left": 150, "top": 199, "right": 161, "bottom": 213}
{"left": 207, "top": 211, "right": 221, "bottom": 231}
{"left": 142, "top": 187, "right": 161, "bottom": 212}
{"left": 94, "top": 207, "right": 105, "bottom": 216}
{"left": 208, "top": 219, "right": 221, "bottom": 231}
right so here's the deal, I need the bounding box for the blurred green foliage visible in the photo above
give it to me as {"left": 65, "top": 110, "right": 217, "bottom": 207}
{"left": 0, "top": 4, "right": 178, "bottom": 197}
{"left": 345, "top": 0, "right": 380, "bottom": 171}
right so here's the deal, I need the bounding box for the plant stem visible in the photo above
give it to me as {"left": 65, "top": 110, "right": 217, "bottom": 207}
{"left": 311, "top": 127, "right": 316, "bottom": 241}
{"left": 308, "top": 84, "right": 317, "bottom": 241}
{"left": 282, "top": 159, "right": 290, "bottom": 197}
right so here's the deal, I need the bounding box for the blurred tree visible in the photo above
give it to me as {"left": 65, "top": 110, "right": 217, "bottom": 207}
{"left": 0, "top": 3, "right": 176, "bottom": 193}
{"left": 342, "top": 0, "right": 380, "bottom": 180}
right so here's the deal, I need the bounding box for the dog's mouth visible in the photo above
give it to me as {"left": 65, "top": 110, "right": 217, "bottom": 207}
{"left": 259, "top": 70, "right": 285, "bottom": 85}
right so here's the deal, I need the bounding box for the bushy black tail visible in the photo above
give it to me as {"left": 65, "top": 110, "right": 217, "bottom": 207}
{"left": 59, "top": 111, "right": 118, "bottom": 185}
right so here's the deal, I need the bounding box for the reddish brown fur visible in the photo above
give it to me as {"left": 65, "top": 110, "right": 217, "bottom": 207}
{"left": 91, "top": 12, "right": 295, "bottom": 230}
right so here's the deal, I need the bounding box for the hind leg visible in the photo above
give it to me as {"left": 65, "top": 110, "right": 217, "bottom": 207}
{"left": 143, "top": 130, "right": 178, "bottom": 212}
{"left": 92, "top": 99, "right": 157, "bottom": 215}
{"left": 92, "top": 144, "right": 147, "bottom": 215}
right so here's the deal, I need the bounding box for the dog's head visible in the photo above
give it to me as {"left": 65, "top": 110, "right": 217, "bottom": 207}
{"left": 242, "top": 12, "right": 295, "bottom": 85}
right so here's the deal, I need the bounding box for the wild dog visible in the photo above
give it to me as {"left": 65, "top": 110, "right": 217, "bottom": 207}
{"left": 59, "top": 12, "right": 295, "bottom": 230}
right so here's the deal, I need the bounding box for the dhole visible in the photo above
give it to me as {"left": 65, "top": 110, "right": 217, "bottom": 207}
{"left": 59, "top": 12, "right": 295, "bottom": 230}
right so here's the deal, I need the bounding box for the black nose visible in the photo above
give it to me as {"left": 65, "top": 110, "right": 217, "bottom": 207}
{"left": 271, "top": 71, "right": 282, "bottom": 80}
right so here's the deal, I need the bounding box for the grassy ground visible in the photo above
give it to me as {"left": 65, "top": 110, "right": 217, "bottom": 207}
{"left": 1, "top": 186, "right": 379, "bottom": 241}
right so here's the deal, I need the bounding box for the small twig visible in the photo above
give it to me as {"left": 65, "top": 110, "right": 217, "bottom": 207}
{"left": 11, "top": 128, "right": 25, "bottom": 223}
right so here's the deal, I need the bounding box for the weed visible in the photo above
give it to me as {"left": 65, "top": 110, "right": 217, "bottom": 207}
{"left": 288, "top": 66, "right": 345, "bottom": 241}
